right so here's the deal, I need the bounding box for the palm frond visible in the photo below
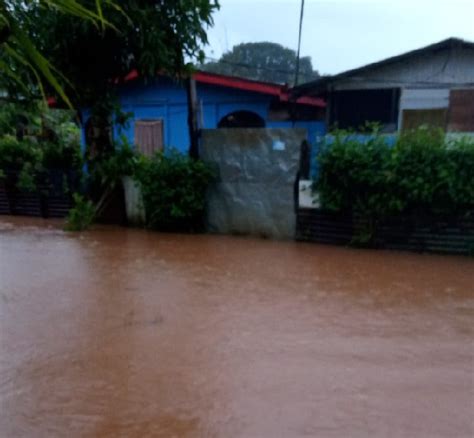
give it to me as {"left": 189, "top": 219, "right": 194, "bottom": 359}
{"left": 0, "top": 0, "right": 121, "bottom": 107}
{"left": 43, "top": 0, "right": 114, "bottom": 30}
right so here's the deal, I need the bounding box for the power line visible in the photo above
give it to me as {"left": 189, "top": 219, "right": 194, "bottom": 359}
{"left": 294, "top": 0, "right": 305, "bottom": 87}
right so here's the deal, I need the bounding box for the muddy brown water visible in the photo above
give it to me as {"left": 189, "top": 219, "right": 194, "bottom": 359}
{"left": 0, "top": 217, "right": 473, "bottom": 437}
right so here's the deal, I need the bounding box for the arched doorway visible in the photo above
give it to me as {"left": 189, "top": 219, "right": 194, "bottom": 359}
{"left": 217, "top": 110, "right": 265, "bottom": 128}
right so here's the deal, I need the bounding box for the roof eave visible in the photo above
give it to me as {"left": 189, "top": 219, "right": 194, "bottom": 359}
{"left": 292, "top": 37, "right": 474, "bottom": 97}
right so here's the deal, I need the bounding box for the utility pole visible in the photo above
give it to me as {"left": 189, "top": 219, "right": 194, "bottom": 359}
{"left": 294, "top": 0, "right": 305, "bottom": 87}
{"left": 186, "top": 77, "right": 199, "bottom": 159}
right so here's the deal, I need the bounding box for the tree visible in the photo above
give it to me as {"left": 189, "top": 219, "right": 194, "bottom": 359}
{"left": 201, "top": 42, "right": 319, "bottom": 85}
{"left": 14, "top": 0, "right": 219, "bottom": 158}
{"left": 28, "top": 1, "right": 220, "bottom": 109}
{"left": 0, "top": 0, "right": 114, "bottom": 106}
{"left": 3, "top": 1, "right": 219, "bottom": 112}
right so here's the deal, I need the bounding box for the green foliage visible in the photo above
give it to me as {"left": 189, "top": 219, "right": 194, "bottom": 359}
{"left": 64, "top": 193, "right": 95, "bottom": 231}
{"left": 0, "top": 103, "right": 82, "bottom": 193}
{"left": 17, "top": 162, "right": 38, "bottom": 192}
{"left": 26, "top": 0, "right": 219, "bottom": 109}
{"left": 41, "top": 139, "right": 82, "bottom": 170}
{"left": 135, "top": 152, "right": 215, "bottom": 231}
{"left": 0, "top": 102, "right": 22, "bottom": 135}
{"left": 1, "top": 0, "right": 117, "bottom": 105}
{"left": 201, "top": 41, "right": 319, "bottom": 84}
{"left": 0, "top": 135, "right": 42, "bottom": 171}
{"left": 0, "top": 100, "right": 40, "bottom": 137}
{"left": 315, "top": 127, "right": 474, "bottom": 244}
{"left": 445, "top": 136, "right": 474, "bottom": 211}
{"left": 92, "top": 136, "right": 140, "bottom": 185}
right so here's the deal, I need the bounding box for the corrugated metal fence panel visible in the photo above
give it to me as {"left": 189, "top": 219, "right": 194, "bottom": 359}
{"left": 46, "top": 196, "right": 73, "bottom": 218}
{"left": 12, "top": 193, "right": 42, "bottom": 216}
{"left": 448, "top": 89, "right": 474, "bottom": 132}
{"left": 0, "top": 184, "right": 11, "bottom": 214}
{"left": 0, "top": 173, "right": 74, "bottom": 218}
{"left": 296, "top": 209, "right": 474, "bottom": 255}
{"left": 296, "top": 209, "right": 354, "bottom": 245}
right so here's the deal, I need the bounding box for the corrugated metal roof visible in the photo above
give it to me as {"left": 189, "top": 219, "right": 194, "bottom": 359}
{"left": 293, "top": 38, "right": 474, "bottom": 96}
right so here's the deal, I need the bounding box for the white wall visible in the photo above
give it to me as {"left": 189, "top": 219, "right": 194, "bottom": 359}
{"left": 399, "top": 88, "right": 450, "bottom": 110}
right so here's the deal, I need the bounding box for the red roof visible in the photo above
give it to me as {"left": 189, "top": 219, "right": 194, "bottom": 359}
{"left": 123, "top": 69, "right": 325, "bottom": 108}
{"left": 193, "top": 71, "right": 325, "bottom": 107}
{"left": 48, "top": 70, "right": 325, "bottom": 108}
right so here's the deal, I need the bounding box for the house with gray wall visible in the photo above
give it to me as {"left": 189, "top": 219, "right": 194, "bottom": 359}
{"left": 293, "top": 38, "right": 474, "bottom": 134}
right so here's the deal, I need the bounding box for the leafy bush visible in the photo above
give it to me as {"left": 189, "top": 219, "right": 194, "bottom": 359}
{"left": 0, "top": 135, "right": 43, "bottom": 171}
{"left": 17, "top": 163, "right": 38, "bottom": 192}
{"left": 41, "top": 140, "right": 82, "bottom": 171}
{"left": 0, "top": 136, "right": 44, "bottom": 192}
{"left": 316, "top": 129, "right": 393, "bottom": 214}
{"left": 444, "top": 136, "right": 474, "bottom": 212}
{"left": 64, "top": 194, "right": 96, "bottom": 231}
{"left": 91, "top": 136, "right": 140, "bottom": 188}
{"left": 0, "top": 103, "right": 25, "bottom": 137}
{"left": 0, "top": 104, "right": 82, "bottom": 195}
{"left": 135, "top": 152, "right": 215, "bottom": 231}
{"left": 315, "top": 127, "right": 474, "bottom": 243}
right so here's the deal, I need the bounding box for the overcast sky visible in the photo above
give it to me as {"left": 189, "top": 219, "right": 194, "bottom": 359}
{"left": 205, "top": 0, "right": 474, "bottom": 75}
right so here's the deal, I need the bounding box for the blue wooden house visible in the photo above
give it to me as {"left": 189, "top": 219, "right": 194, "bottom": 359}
{"left": 82, "top": 71, "right": 326, "bottom": 156}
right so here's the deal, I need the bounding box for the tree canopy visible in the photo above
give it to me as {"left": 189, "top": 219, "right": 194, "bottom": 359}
{"left": 27, "top": 0, "right": 220, "bottom": 109}
{"left": 0, "top": 0, "right": 114, "bottom": 106}
{"left": 200, "top": 42, "right": 319, "bottom": 85}
{"left": 1, "top": 0, "right": 219, "bottom": 110}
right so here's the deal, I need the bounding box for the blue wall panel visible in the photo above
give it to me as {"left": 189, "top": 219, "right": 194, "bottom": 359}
{"left": 82, "top": 78, "right": 326, "bottom": 156}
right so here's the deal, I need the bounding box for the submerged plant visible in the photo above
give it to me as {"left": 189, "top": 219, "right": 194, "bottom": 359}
{"left": 64, "top": 193, "right": 95, "bottom": 231}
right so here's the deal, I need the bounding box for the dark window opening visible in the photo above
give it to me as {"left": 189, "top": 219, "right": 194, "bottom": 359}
{"left": 268, "top": 101, "right": 324, "bottom": 121}
{"left": 218, "top": 111, "right": 265, "bottom": 128}
{"left": 330, "top": 88, "right": 400, "bottom": 132}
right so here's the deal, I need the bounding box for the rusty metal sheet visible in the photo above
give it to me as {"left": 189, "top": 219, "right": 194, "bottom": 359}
{"left": 401, "top": 109, "right": 447, "bottom": 131}
{"left": 448, "top": 89, "right": 474, "bottom": 132}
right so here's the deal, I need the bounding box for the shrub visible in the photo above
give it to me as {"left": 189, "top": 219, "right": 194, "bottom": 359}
{"left": 0, "top": 101, "right": 83, "bottom": 194}
{"left": 135, "top": 151, "right": 215, "bottom": 232}
{"left": 91, "top": 137, "right": 140, "bottom": 188}
{"left": 315, "top": 127, "right": 474, "bottom": 244}
{"left": 0, "top": 136, "right": 43, "bottom": 171}
{"left": 17, "top": 163, "right": 38, "bottom": 192}
{"left": 64, "top": 194, "right": 96, "bottom": 231}
{"left": 445, "top": 136, "right": 474, "bottom": 213}
{"left": 391, "top": 128, "right": 449, "bottom": 214}
{"left": 316, "top": 129, "right": 393, "bottom": 214}
{"left": 0, "top": 136, "right": 44, "bottom": 193}
{"left": 41, "top": 140, "right": 82, "bottom": 171}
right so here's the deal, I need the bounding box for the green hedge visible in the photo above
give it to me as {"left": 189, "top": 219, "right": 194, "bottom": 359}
{"left": 135, "top": 152, "right": 215, "bottom": 232}
{"left": 0, "top": 103, "right": 82, "bottom": 194}
{"left": 90, "top": 137, "right": 215, "bottom": 232}
{"left": 315, "top": 128, "right": 474, "bottom": 243}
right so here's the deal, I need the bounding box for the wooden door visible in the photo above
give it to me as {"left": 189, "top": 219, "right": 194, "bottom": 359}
{"left": 134, "top": 120, "right": 164, "bottom": 156}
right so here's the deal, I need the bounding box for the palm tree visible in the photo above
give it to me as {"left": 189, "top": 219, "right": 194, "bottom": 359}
{"left": 0, "top": 1, "right": 115, "bottom": 107}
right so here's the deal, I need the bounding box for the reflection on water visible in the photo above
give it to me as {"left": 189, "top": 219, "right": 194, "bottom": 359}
{"left": 1, "top": 217, "right": 473, "bottom": 437}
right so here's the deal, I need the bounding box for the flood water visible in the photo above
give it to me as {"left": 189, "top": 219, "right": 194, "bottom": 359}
{"left": 0, "top": 217, "right": 473, "bottom": 437}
